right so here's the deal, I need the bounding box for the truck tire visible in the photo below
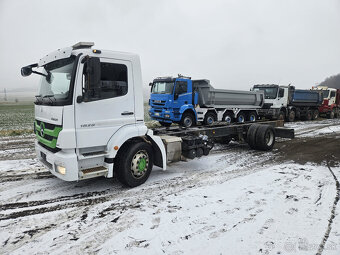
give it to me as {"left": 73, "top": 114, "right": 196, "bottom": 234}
{"left": 312, "top": 110, "right": 319, "bottom": 120}
{"left": 196, "top": 148, "right": 203, "bottom": 157}
{"left": 287, "top": 110, "right": 295, "bottom": 122}
{"left": 329, "top": 109, "right": 335, "bottom": 119}
{"left": 115, "top": 142, "right": 153, "bottom": 187}
{"left": 278, "top": 111, "right": 285, "bottom": 120}
{"left": 246, "top": 124, "right": 260, "bottom": 149}
{"left": 237, "top": 112, "right": 246, "bottom": 123}
{"left": 255, "top": 125, "right": 276, "bottom": 151}
{"left": 248, "top": 111, "right": 257, "bottom": 122}
{"left": 180, "top": 112, "right": 195, "bottom": 128}
{"left": 305, "top": 110, "right": 312, "bottom": 121}
{"left": 159, "top": 122, "right": 171, "bottom": 127}
{"left": 223, "top": 112, "right": 233, "bottom": 124}
{"left": 203, "top": 112, "right": 216, "bottom": 126}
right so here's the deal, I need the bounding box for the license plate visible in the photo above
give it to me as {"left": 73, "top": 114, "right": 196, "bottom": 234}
{"left": 155, "top": 113, "right": 160, "bottom": 116}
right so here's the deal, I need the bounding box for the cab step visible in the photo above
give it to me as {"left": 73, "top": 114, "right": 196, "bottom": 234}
{"left": 80, "top": 166, "right": 108, "bottom": 179}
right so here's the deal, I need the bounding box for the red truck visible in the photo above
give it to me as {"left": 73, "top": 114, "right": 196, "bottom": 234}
{"left": 313, "top": 86, "right": 340, "bottom": 118}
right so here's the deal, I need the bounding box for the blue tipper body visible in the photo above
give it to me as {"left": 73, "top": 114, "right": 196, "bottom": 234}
{"left": 149, "top": 77, "right": 199, "bottom": 124}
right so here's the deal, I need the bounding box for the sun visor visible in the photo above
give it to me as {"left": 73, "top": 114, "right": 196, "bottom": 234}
{"left": 38, "top": 47, "right": 73, "bottom": 67}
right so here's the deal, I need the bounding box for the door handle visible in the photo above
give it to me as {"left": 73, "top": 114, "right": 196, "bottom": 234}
{"left": 121, "top": 111, "right": 134, "bottom": 116}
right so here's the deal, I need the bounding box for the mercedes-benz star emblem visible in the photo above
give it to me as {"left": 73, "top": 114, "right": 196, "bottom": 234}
{"left": 40, "top": 123, "right": 45, "bottom": 137}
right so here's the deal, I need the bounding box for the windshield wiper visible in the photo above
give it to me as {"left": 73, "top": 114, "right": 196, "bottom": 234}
{"left": 34, "top": 94, "right": 43, "bottom": 105}
{"left": 43, "top": 95, "right": 56, "bottom": 105}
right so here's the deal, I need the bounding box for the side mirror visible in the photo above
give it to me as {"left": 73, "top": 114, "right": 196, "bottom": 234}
{"left": 149, "top": 82, "right": 153, "bottom": 86}
{"left": 76, "top": 95, "right": 83, "bottom": 103}
{"left": 86, "top": 57, "right": 101, "bottom": 89}
{"left": 21, "top": 66, "right": 33, "bottom": 77}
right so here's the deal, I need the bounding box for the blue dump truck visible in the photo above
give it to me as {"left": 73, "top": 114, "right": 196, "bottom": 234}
{"left": 252, "top": 84, "right": 323, "bottom": 122}
{"left": 149, "top": 75, "right": 264, "bottom": 127}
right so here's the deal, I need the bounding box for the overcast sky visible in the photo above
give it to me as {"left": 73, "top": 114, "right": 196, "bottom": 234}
{"left": 0, "top": 0, "right": 339, "bottom": 93}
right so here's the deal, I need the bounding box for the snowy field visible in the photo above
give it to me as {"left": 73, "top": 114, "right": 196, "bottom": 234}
{"left": 1, "top": 119, "right": 340, "bottom": 254}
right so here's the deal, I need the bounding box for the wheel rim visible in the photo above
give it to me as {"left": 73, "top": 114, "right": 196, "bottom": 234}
{"left": 184, "top": 116, "right": 193, "bottom": 127}
{"left": 207, "top": 116, "right": 214, "bottom": 125}
{"left": 131, "top": 150, "right": 149, "bottom": 179}
{"left": 225, "top": 115, "right": 232, "bottom": 124}
{"left": 265, "top": 130, "right": 274, "bottom": 146}
{"left": 238, "top": 115, "right": 245, "bottom": 123}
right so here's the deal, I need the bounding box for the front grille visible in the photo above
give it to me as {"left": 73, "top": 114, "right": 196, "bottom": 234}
{"left": 36, "top": 120, "right": 61, "bottom": 130}
{"left": 35, "top": 119, "right": 62, "bottom": 150}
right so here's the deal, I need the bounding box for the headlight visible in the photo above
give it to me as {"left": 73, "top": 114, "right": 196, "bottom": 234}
{"left": 165, "top": 114, "right": 170, "bottom": 118}
{"left": 56, "top": 165, "right": 66, "bottom": 175}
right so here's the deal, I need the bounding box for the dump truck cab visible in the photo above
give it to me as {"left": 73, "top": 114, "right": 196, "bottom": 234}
{"left": 313, "top": 86, "right": 340, "bottom": 118}
{"left": 252, "top": 84, "right": 290, "bottom": 119}
{"left": 149, "top": 76, "right": 198, "bottom": 127}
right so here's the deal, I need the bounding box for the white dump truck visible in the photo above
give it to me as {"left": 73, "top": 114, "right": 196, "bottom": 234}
{"left": 21, "top": 42, "right": 294, "bottom": 187}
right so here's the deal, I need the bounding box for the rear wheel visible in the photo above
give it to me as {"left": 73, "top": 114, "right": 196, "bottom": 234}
{"left": 203, "top": 112, "right": 216, "bottom": 126}
{"left": 159, "top": 122, "right": 171, "bottom": 127}
{"left": 223, "top": 112, "right": 233, "bottom": 124}
{"left": 248, "top": 111, "right": 257, "bottom": 122}
{"left": 180, "top": 112, "right": 195, "bottom": 128}
{"left": 312, "top": 110, "right": 319, "bottom": 120}
{"left": 115, "top": 142, "right": 154, "bottom": 187}
{"left": 255, "top": 125, "right": 276, "bottom": 151}
{"left": 247, "top": 124, "right": 260, "bottom": 149}
{"left": 237, "top": 112, "right": 246, "bottom": 123}
{"left": 305, "top": 110, "right": 312, "bottom": 121}
{"left": 287, "top": 110, "right": 295, "bottom": 122}
{"left": 278, "top": 111, "right": 285, "bottom": 120}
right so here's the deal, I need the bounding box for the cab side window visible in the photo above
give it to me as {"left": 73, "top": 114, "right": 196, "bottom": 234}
{"left": 175, "top": 81, "right": 187, "bottom": 95}
{"left": 330, "top": 91, "right": 336, "bottom": 98}
{"left": 83, "top": 62, "right": 128, "bottom": 101}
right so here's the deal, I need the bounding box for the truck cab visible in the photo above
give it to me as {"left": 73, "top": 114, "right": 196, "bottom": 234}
{"left": 21, "top": 42, "right": 167, "bottom": 187}
{"left": 252, "top": 84, "right": 289, "bottom": 120}
{"left": 149, "top": 76, "right": 198, "bottom": 127}
{"left": 312, "top": 86, "right": 340, "bottom": 118}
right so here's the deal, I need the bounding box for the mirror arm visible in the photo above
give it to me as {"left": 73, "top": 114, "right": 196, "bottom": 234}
{"left": 31, "top": 70, "right": 48, "bottom": 78}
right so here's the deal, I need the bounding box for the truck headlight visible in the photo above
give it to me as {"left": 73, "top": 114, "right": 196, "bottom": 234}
{"left": 56, "top": 165, "right": 66, "bottom": 175}
{"left": 165, "top": 114, "right": 170, "bottom": 118}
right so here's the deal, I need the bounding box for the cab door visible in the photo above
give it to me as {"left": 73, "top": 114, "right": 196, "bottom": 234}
{"left": 74, "top": 57, "right": 135, "bottom": 149}
{"left": 173, "top": 80, "right": 191, "bottom": 108}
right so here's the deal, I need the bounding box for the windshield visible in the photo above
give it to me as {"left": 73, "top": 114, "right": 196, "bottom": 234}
{"left": 253, "top": 87, "right": 278, "bottom": 99}
{"left": 38, "top": 56, "right": 75, "bottom": 102}
{"left": 151, "top": 82, "right": 174, "bottom": 94}
{"left": 321, "top": 90, "right": 330, "bottom": 99}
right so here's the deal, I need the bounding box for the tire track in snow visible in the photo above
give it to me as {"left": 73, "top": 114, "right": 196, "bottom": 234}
{"left": 316, "top": 162, "right": 340, "bottom": 255}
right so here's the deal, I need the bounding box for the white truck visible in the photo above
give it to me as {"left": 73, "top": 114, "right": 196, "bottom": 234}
{"left": 252, "top": 84, "right": 322, "bottom": 122}
{"left": 21, "top": 42, "right": 294, "bottom": 187}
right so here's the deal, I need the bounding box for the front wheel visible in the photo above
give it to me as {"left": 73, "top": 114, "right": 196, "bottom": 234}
{"left": 180, "top": 112, "right": 195, "bottom": 128}
{"left": 115, "top": 142, "right": 153, "bottom": 187}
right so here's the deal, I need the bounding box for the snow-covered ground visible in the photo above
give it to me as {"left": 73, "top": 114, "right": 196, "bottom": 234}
{"left": 1, "top": 119, "right": 340, "bottom": 254}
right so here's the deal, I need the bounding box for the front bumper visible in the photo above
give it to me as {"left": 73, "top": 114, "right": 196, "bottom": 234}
{"left": 35, "top": 141, "right": 79, "bottom": 181}
{"left": 149, "top": 107, "right": 180, "bottom": 122}
{"left": 257, "top": 108, "right": 280, "bottom": 118}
